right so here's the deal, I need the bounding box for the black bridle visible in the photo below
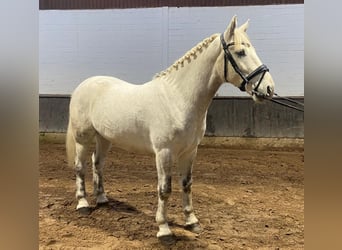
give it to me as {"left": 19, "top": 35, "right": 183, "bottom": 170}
{"left": 220, "top": 33, "right": 269, "bottom": 92}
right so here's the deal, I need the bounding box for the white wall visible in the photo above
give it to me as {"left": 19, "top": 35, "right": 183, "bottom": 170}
{"left": 39, "top": 5, "right": 304, "bottom": 96}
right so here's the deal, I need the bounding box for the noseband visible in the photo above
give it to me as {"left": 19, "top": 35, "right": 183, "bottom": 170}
{"left": 220, "top": 33, "right": 269, "bottom": 92}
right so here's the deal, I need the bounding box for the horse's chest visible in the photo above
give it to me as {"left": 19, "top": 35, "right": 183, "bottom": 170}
{"left": 169, "top": 117, "right": 206, "bottom": 147}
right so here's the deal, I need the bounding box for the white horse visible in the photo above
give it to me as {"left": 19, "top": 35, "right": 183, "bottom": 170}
{"left": 66, "top": 16, "right": 274, "bottom": 243}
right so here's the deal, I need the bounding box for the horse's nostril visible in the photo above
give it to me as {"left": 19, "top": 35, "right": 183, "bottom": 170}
{"left": 267, "top": 86, "right": 273, "bottom": 96}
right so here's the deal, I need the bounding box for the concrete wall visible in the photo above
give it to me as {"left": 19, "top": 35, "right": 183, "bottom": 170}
{"left": 39, "top": 5, "right": 304, "bottom": 96}
{"left": 39, "top": 95, "right": 70, "bottom": 133}
{"left": 39, "top": 95, "right": 304, "bottom": 138}
{"left": 206, "top": 97, "right": 304, "bottom": 138}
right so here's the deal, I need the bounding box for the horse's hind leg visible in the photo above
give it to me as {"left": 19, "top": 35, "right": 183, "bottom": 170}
{"left": 92, "top": 135, "right": 111, "bottom": 205}
{"left": 178, "top": 148, "right": 202, "bottom": 233}
{"left": 75, "top": 141, "right": 92, "bottom": 214}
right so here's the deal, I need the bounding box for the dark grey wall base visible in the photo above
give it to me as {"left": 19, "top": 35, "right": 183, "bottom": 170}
{"left": 206, "top": 97, "right": 304, "bottom": 138}
{"left": 39, "top": 95, "right": 304, "bottom": 138}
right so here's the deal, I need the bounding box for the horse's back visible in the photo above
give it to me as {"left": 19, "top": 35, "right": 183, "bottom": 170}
{"left": 73, "top": 76, "right": 132, "bottom": 96}
{"left": 71, "top": 75, "right": 142, "bottom": 107}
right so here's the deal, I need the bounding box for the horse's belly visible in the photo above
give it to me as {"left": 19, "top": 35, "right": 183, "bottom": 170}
{"left": 109, "top": 134, "right": 154, "bottom": 154}
{"left": 93, "top": 120, "right": 154, "bottom": 154}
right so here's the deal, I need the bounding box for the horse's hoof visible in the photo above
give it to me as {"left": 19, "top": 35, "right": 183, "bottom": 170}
{"left": 77, "top": 207, "right": 92, "bottom": 215}
{"left": 96, "top": 194, "right": 109, "bottom": 205}
{"left": 96, "top": 201, "right": 109, "bottom": 207}
{"left": 158, "top": 234, "right": 176, "bottom": 246}
{"left": 185, "top": 222, "right": 202, "bottom": 234}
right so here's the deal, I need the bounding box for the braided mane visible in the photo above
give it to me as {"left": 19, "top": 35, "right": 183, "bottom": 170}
{"left": 154, "top": 34, "right": 219, "bottom": 79}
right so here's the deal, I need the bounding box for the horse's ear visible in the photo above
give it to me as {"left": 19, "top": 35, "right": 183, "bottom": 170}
{"left": 240, "top": 19, "right": 250, "bottom": 33}
{"left": 224, "top": 15, "right": 237, "bottom": 41}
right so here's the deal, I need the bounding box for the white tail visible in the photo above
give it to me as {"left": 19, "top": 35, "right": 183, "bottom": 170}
{"left": 66, "top": 119, "right": 76, "bottom": 167}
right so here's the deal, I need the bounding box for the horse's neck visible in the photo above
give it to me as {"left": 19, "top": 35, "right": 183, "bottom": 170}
{"left": 161, "top": 37, "right": 222, "bottom": 119}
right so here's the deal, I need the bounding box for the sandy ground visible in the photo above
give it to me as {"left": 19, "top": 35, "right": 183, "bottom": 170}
{"left": 39, "top": 137, "right": 304, "bottom": 249}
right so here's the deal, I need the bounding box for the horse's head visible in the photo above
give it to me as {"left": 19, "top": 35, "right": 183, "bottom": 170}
{"left": 219, "top": 16, "right": 275, "bottom": 102}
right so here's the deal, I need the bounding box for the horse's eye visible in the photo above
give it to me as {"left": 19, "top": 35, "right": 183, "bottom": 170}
{"left": 236, "top": 49, "right": 246, "bottom": 57}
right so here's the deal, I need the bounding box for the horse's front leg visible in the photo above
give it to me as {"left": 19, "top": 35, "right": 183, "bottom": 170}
{"left": 179, "top": 148, "right": 202, "bottom": 233}
{"left": 155, "top": 148, "right": 174, "bottom": 240}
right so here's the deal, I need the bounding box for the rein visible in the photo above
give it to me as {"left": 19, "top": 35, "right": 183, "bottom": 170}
{"left": 253, "top": 90, "right": 304, "bottom": 112}
{"left": 267, "top": 93, "right": 304, "bottom": 112}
